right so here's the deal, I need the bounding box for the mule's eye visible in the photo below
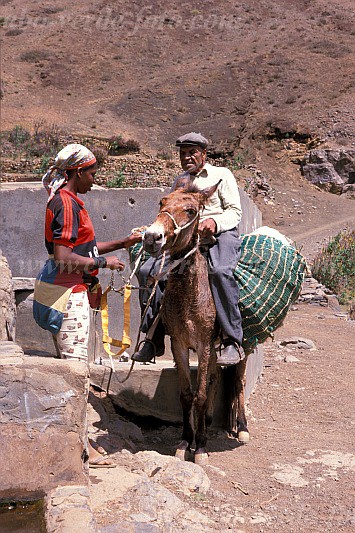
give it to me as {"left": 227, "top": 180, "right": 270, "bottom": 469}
{"left": 186, "top": 208, "right": 196, "bottom": 216}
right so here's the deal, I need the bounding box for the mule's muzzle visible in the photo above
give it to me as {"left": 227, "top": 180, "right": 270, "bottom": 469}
{"left": 143, "top": 226, "right": 165, "bottom": 256}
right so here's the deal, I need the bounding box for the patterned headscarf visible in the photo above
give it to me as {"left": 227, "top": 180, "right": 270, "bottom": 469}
{"left": 42, "top": 144, "right": 96, "bottom": 200}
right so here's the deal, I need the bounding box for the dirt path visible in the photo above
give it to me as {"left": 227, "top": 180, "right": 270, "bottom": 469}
{"left": 89, "top": 302, "right": 355, "bottom": 532}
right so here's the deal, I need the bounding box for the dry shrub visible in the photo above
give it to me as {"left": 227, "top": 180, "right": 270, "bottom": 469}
{"left": 27, "top": 121, "right": 61, "bottom": 157}
{"left": 5, "top": 29, "right": 23, "bottom": 36}
{"left": 108, "top": 135, "right": 140, "bottom": 155}
{"left": 86, "top": 145, "right": 107, "bottom": 167}
{"left": 312, "top": 229, "right": 355, "bottom": 304}
{"left": 20, "top": 50, "right": 52, "bottom": 63}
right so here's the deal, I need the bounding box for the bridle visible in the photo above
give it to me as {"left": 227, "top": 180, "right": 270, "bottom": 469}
{"left": 158, "top": 208, "right": 201, "bottom": 247}
{"left": 142, "top": 206, "right": 202, "bottom": 281}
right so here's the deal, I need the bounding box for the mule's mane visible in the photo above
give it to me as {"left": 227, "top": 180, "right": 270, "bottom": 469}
{"left": 173, "top": 178, "right": 200, "bottom": 195}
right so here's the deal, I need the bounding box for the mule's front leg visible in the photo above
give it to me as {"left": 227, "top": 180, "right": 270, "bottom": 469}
{"left": 171, "top": 338, "right": 194, "bottom": 460}
{"left": 194, "top": 345, "right": 211, "bottom": 465}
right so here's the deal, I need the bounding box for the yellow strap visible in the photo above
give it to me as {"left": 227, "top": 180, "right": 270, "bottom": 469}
{"left": 100, "top": 284, "right": 132, "bottom": 358}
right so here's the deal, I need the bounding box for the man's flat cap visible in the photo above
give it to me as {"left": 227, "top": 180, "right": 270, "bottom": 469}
{"left": 175, "top": 132, "right": 208, "bottom": 149}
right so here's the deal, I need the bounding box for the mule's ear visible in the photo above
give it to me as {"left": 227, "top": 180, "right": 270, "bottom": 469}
{"left": 200, "top": 179, "right": 222, "bottom": 202}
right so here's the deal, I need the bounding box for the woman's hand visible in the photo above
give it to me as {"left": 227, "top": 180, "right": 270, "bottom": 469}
{"left": 123, "top": 232, "right": 143, "bottom": 248}
{"left": 97, "top": 232, "right": 143, "bottom": 254}
{"left": 105, "top": 256, "right": 125, "bottom": 270}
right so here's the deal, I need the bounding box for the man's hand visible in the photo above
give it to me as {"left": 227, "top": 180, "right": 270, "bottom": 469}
{"left": 198, "top": 218, "right": 217, "bottom": 240}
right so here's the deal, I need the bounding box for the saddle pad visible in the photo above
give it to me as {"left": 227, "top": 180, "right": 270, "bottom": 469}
{"left": 129, "top": 234, "right": 307, "bottom": 354}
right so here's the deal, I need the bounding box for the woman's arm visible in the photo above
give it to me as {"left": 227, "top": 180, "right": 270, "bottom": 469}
{"left": 97, "top": 233, "right": 142, "bottom": 254}
{"left": 54, "top": 244, "right": 125, "bottom": 272}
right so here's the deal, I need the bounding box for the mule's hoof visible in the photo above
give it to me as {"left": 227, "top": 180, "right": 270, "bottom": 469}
{"left": 175, "top": 441, "right": 191, "bottom": 461}
{"left": 194, "top": 449, "right": 209, "bottom": 465}
{"left": 238, "top": 431, "right": 250, "bottom": 443}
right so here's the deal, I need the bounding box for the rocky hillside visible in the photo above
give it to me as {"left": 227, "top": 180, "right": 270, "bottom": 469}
{"left": 2, "top": 0, "right": 354, "bottom": 149}
{"left": 1, "top": 0, "right": 355, "bottom": 261}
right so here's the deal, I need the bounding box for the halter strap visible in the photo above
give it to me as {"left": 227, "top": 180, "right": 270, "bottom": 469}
{"left": 158, "top": 209, "right": 200, "bottom": 246}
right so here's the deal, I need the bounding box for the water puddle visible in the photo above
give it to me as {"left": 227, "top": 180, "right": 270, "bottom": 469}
{"left": 0, "top": 500, "right": 46, "bottom": 532}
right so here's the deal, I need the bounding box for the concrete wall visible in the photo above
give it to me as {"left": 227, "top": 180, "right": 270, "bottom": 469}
{"left": 0, "top": 187, "right": 262, "bottom": 359}
{"left": 1, "top": 187, "right": 263, "bottom": 426}
{"left": 0, "top": 187, "right": 261, "bottom": 279}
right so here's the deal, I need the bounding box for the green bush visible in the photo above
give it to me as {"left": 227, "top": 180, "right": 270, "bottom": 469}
{"left": 312, "top": 229, "right": 355, "bottom": 304}
{"left": 34, "top": 155, "right": 51, "bottom": 175}
{"left": 5, "top": 122, "right": 61, "bottom": 158}
{"left": 107, "top": 166, "right": 126, "bottom": 188}
{"left": 8, "top": 125, "right": 31, "bottom": 146}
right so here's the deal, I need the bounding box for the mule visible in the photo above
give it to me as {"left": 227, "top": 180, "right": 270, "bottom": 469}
{"left": 143, "top": 183, "right": 249, "bottom": 464}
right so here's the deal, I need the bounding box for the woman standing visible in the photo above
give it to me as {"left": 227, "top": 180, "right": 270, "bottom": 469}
{"left": 33, "top": 143, "right": 141, "bottom": 467}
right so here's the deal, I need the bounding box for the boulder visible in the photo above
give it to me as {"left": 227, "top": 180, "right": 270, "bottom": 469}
{"left": 0, "top": 349, "right": 89, "bottom": 497}
{"left": 301, "top": 149, "right": 355, "bottom": 194}
{"left": 0, "top": 253, "right": 16, "bottom": 341}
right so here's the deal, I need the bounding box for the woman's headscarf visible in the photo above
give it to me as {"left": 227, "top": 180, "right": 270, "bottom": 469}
{"left": 42, "top": 144, "right": 96, "bottom": 200}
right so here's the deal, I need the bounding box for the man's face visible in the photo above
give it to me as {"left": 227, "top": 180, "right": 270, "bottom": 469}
{"left": 179, "top": 145, "right": 206, "bottom": 175}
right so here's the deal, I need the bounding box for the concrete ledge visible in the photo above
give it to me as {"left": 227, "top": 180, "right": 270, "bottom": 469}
{"left": 90, "top": 346, "right": 263, "bottom": 428}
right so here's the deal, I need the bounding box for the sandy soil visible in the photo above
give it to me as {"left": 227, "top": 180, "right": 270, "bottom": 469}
{"left": 88, "top": 301, "right": 355, "bottom": 532}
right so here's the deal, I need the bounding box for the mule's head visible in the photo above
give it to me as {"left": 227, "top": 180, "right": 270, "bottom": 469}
{"left": 143, "top": 181, "right": 220, "bottom": 256}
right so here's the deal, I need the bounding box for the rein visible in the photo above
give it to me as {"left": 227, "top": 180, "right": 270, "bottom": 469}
{"left": 151, "top": 207, "right": 201, "bottom": 280}
{"left": 100, "top": 246, "right": 166, "bottom": 389}
{"left": 151, "top": 235, "right": 200, "bottom": 282}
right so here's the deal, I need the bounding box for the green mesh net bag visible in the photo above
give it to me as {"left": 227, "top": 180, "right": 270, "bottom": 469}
{"left": 236, "top": 234, "right": 307, "bottom": 353}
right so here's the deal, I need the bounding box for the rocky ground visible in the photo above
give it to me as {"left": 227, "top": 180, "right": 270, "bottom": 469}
{"left": 87, "top": 290, "right": 355, "bottom": 532}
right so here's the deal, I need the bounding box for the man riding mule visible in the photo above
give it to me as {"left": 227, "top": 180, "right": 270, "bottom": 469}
{"left": 137, "top": 179, "right": 251, "bottom": 463}
{"left": 132, "top": 132, "right": 245, "bottom": 366}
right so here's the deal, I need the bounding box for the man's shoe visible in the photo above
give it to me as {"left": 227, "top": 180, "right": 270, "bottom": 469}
{"left": 217, "top": 342, "right": 245, "bottom": 366}
{"left": 131, "top": 339, "right": 165, "bottom": 363}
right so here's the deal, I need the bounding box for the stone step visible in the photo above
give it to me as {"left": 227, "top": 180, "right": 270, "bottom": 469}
{"left": 89, "top": 346, "right": 263, "bottom": 428}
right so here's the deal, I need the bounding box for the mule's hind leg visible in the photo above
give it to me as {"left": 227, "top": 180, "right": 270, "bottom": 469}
{"left": 235, "top": 357, "right": 249, "bottom": 443}
{"left": 224, "top": 357, "right": 249, "bottom": 442}
{"left": 171, "top": 339, "right": 194, "bottom": 460}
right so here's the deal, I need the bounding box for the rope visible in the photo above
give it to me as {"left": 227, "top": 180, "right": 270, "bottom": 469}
{"left": 101, "top": 213, "right": 200, "bottom": 390}
{"left": 103, "top": 251, "right": 167, "bottom": 389}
